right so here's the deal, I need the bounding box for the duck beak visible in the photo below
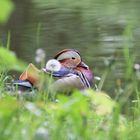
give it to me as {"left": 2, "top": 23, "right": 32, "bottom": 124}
{"left": 79, "top": 62, "right": 89, "bottom": 69}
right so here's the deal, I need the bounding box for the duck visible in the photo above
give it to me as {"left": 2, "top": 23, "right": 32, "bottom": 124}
{"left": 13, "top": 49, "right": 93, "bottom": 92}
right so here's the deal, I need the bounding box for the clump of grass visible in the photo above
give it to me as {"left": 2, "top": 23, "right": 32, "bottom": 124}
{"left": 0, "top": 86, "right": 139, "bottom": 140}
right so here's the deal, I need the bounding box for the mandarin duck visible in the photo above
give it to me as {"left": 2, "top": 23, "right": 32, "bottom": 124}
{"left": 14, "top": 49, "right": 93, "bottom": 92}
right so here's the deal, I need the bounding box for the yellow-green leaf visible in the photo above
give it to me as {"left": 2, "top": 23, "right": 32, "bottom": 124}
{"left": 0, "top": 0, "right": 14, "bottom": 24}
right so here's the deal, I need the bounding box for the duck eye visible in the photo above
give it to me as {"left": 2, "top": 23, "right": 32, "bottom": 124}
{"left": 72, "top": 57, "right": 75, "bottom": 60}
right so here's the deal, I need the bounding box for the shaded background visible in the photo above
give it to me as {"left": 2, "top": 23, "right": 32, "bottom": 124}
{"left": 1, "top": 0, "right": 140, "bottom": 93}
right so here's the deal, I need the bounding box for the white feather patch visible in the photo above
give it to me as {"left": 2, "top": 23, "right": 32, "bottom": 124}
{"left": 46, "top": 59, "right": 61, "bottom": 72}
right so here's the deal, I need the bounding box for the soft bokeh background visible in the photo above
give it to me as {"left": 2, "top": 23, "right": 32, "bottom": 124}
{"left": 1, "top": 0, "right": 140, "bottom": 93}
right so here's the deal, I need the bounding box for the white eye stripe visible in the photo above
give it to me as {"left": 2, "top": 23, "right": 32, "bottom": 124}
{"left": 56, "top": 51, "right": 81, "bottom": 61}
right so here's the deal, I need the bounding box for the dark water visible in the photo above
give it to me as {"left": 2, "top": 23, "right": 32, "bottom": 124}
{"left": 1, "top": 0, "right": 140, "bottom": 93}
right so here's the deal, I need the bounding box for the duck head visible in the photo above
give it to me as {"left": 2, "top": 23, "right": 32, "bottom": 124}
{"left": 54, "top": 49, "right": 82, "bottom": 68}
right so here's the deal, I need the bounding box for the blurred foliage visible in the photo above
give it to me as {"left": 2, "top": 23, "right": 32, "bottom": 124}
{"left": 0, "top": 0, "right": 25, "bottom": 72}
{"left": 0, "top": 0, "right": 14, "bottom": 24}
{"left": 0, "top": 47, "right": 26, "bottom": 72}
{"left": 85, "top": 90, "right": 116, "bottom": 115}
{"left": 0, "top": 89, "right": 127, "bottom": 140}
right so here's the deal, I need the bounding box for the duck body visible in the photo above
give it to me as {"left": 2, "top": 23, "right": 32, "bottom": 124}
{"left": 14, "top": 49, "right": 93, "bottom": 92}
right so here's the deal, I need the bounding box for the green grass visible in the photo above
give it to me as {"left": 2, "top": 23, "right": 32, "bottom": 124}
{"left": 0, "top": 86, "right": 140, "bottom": 140}
{"left": 0, "top": 47, "right": 140, "bottom": 140}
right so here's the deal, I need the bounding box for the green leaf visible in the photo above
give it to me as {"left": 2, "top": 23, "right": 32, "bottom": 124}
{"left": 0, "top": 47, "right": 27, "bottom": 72}
{"left": 0, "top": 0, "right": 14, "bottom": 23}
{"left": 0, "top": 96, "right": 19, "bottom": 117}
{"left": 0, "top": 0, "right": 14, "bottom": 24}
{"left": 84, "top": 89, "right": 116, "bottom": 115}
